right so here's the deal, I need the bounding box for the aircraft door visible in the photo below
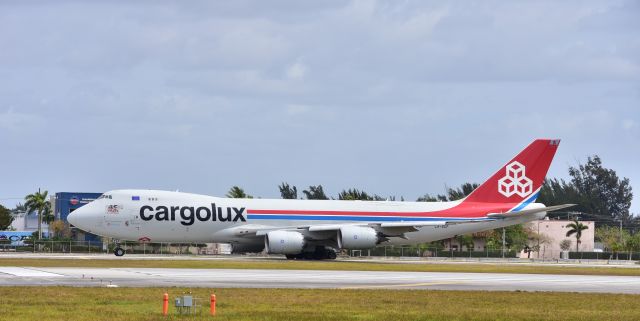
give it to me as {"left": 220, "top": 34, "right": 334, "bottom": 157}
{"left": 126, "top": 207, "right": 142, "bottom": 232}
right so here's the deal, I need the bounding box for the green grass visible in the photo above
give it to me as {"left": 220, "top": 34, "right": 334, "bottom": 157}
{"left": 0, "top": 257, "right": 639, "bottom": 276}
{"left": 0, "top": 287, "right": 638, "bottom": 321}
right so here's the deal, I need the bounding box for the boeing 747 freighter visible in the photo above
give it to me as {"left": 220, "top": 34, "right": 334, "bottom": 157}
{"left": 68, "top": 139, "right": 572, "bottom": 259}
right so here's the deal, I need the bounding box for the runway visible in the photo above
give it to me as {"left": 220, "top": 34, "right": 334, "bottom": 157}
{"left": 1, "top": 267, "right": 639, "bottom": 293}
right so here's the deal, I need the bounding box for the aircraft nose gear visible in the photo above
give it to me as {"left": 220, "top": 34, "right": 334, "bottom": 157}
{"left": 113, "top": 240, "right": 125, "bottom": 256}
{"left": 114, "top": 247, "right": 125, "bottom": 256}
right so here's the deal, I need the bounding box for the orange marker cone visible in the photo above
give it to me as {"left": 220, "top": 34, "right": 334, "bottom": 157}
{"left": 162, "top": 292, "right": 169, "bottom": 316}
{"left": 210, "top": 294, "right": 216, "bottom": 316}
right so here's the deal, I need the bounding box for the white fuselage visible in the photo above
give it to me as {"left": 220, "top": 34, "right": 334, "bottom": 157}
{"left": 69, "top": 189, "right": 545, "bottom": 246}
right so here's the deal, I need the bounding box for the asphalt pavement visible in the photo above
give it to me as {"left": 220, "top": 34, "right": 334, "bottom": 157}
{"left": 1, "top": 266, "right": 639, "bottom": 294}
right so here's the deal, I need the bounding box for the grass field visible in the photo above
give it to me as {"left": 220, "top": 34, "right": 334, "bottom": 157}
{"left": 0, "top": 287, "right": 638, "bottom": 321}
{"left": 0, "top": 257, "right": 639, "bottom": 276}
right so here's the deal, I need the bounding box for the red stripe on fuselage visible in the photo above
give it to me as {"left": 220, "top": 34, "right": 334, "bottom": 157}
{"left": 247, "top": 202, "right": 516, "bottom": 218}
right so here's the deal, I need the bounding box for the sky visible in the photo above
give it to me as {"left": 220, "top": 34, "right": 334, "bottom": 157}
{"left": 1, "top": 1, "right": 639, "bottom": 213}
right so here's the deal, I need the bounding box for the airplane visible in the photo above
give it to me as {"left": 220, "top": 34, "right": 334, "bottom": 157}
{"left": 68, "top": 139, "right": 573, "bottom": 259}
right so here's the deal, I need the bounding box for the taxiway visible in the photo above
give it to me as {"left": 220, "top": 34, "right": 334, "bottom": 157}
{"left": 1, "top": 266, "right": 639, "bottom": 294}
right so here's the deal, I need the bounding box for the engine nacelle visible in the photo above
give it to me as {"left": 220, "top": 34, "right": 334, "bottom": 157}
{"left": 337, "top": 226, "right": 378, "bottom": 249}
{"left": 265, "top": 231, "right": 305, "bottom": 254}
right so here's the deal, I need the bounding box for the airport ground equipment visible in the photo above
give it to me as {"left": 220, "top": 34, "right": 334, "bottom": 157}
{"left": 174, "top": 294, "right": 201, "bottom": 315}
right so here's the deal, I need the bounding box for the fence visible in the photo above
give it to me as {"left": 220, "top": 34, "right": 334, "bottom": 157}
{"left": 0, "top": 240, "right": 99, "bottom": 253}
{"left": 357, "top": 246, "right": 519, "bottom": 258}
{"left": 1, "top": 241, "right": 639, "bottom": 260}
{"left": 568, "top": 251, "right": 640, "bottom": 260}
{"left": 0, "top": 240, "right": 208, "bottom": 255}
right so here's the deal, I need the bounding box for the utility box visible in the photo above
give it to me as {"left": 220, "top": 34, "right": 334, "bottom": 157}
{"left": 174, "top": 295, "right": 199, "bottom": 315}
{"left": 183, "top": 296, "right": 193, "bottom": 307}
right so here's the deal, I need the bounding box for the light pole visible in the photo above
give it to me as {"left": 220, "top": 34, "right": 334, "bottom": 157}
{"left": 619, "top": 219, "right": 623, "bottom": 246}
{"left": 537, "top": 220, "right": 540, "bottom": 259}
{"left": 501, "top": 227, "right": 506, "bottom": 258}
{"left": 37, "top": 187, "right": 42, "bottom": 240}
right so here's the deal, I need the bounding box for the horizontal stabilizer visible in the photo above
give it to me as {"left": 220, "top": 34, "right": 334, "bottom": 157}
{"left": 487, "top": 204, "right": 575, "bottom": 219}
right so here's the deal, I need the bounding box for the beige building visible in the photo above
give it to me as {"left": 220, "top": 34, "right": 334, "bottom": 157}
{"left": 523, "top": 219, "right": 595, "bottom": 259}
{"left": 442, "top": 219, "right": 595, "bottom": 259}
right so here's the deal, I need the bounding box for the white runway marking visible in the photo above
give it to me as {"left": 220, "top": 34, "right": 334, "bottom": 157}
{"left": 0, "top": 267, "right": 64, "bottom": 277}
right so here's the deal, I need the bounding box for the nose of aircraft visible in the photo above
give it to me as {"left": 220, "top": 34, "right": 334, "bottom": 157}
{"left": 67, "top": 203, "right": 94, "bottom": 231}
{"left": 66, "top": 209, "right": 79, "bottom": 227}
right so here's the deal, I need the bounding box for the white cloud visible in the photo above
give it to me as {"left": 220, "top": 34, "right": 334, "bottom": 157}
{"left": 285, "top": 61, "right": 308, "bottom": 80}
{"left": 622, "top": 119, "right": 636, "bottom": 130}
{"left": 0, "top": 108, "right": 44, "bottom": 132}
{"left": 286, "top": 104, "right": 312, "bottom": 115}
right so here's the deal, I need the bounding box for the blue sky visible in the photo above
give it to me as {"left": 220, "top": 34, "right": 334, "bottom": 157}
{"left": 1, "top": 1, "right": 639, "bottom": 213}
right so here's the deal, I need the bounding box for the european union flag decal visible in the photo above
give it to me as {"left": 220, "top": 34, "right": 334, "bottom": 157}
{"left": 132, "top": 196, "right": 140, "bottom": 201}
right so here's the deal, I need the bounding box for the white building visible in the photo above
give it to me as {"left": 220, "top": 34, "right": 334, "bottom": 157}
{"left": 9, "top": 211, "right": 49, "bottom": 232}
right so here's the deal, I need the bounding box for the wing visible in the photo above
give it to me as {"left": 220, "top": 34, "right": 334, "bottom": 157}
{"left": 224, "top": 204, "right": 575, "bottom": 240}
{"left": 223, "top": 219, "right": 488, "bottom": 241}
{"left": 306, "top": 219, "right": 489, "bottom": 237}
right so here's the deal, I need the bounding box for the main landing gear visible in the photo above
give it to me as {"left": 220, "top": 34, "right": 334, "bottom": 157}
{"left": 286, "top": 247, "right": 337, "bottom": 260}
{"left": 113, "top": 240, "right": 125, "bottom": 256}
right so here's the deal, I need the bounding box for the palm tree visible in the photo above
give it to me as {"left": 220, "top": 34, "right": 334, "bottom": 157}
{"left": 24, "top": 189, "right": 52, "bottom": 239}
{"left": 566, "top": 219, "right": 589, "bottom": 252}
{"left": 278, "top": 182, "right": 297, "bottom": 199}
{"left": 11, "top": 202, "right": 27, "bottom": 214}
{"left": 225, "top": 186, "right": 252, "bottom": 199}
{"left": 303, "top": 185, "right": 329, "bottom": 200}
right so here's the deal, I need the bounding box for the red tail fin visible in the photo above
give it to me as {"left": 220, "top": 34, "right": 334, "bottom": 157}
{"left": 464, "top": 139, "right": 560, "bottom": 204}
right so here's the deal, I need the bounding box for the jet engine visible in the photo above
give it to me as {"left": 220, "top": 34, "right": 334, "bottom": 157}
{"left": 337, "top": 226, "right": 379, "bottom": 249}
{"left": 264, "top": 230, "right": 305, "bottom": 254}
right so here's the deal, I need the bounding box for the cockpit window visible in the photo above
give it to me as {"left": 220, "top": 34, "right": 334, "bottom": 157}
{"left": 98, "top": 194, "right": 113, "bottom": 199}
